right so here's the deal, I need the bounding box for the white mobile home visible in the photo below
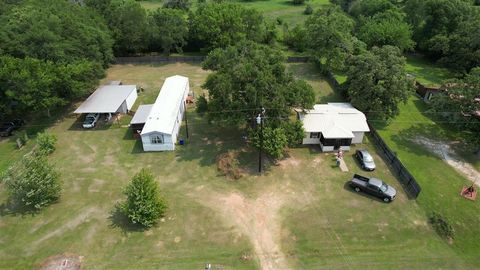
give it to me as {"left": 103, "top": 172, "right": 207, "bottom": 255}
{"left": 140, "top": 75, "right": 189, "bottom": 151}
{"left": 298, "top": 103, "right": 370, "bottom": 152}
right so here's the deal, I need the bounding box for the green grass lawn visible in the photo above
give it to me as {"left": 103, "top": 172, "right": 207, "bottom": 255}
{"left": 139, "top": 0, "right": 330, "bottom": 26}
{"left": 0, "top": 63, "right": 477, "bottom": 269}
{"left": 373, "top": 96, "right": 480, "bottom": 265}
{"left": 405, "top": 55, "right": 455, "bottom": 87}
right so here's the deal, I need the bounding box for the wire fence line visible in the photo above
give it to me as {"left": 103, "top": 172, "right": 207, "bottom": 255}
{"left": 114, "top": 55, "right": 310, "bottom": 64}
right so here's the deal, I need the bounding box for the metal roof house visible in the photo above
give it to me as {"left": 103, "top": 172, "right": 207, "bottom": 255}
{"left": 74, "top": 85, "right": 137, "bottom": 115}
{"left": 298, "top": 103, "right": 370, "bottom": 152}
{"left": 137, "top": 75, "right": 189, "bottom": 151}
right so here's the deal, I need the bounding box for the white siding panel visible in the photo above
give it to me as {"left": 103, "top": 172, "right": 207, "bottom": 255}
{"left": 117, "top": 101, "right": 128, "bottom": 114}
{"left": 302, "top": 133, "right": 320, "bottom": 145}
{"left": 351, "top": 132, "right": 364, "bottom": 144}
{"left": 125, "top": 89, "right": 138, "bottom": 111}
{"left": 141, "top": 132, "right": 175, "bottom": 151}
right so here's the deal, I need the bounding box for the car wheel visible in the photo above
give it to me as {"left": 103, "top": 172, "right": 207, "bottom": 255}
{"left": 383, "top": 197, "right": 390, "bottom": 203}
{"left": 354, "top": 187, "right": 361, "bottom": 192}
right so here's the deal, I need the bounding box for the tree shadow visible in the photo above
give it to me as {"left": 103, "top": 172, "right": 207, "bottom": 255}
{"left": 0, "top": 200, "right": 41, "bottom": 217}
{"left": 108, "top": 206, "right": 149, "bottom": 234}
{"left": 174, "top": 112, "right": 281, "bottom": 176}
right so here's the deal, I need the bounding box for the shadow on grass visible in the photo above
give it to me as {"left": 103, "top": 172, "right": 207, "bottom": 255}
{"left": 108, "top": 206, "right": 149, "bottom": 234}
{"left": 67, "top": 114, "right": 117, "bottom": 131}
{"left": 0, "top": 199, "right": 48, "bottom": 217}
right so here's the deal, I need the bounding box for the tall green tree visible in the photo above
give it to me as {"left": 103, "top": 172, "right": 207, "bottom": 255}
{"left": 202, "top": 41, "right": 315, "bottom": 124}
{"left": 348, "top": 0, "right": 394, "bottom": 17}
{"left": 0, "top": 56, "right": 102, "bottom": 116}
{"left": 404, "top": 0, "right": 480, "bottom": 71}
{"left": 2, "top": 153, "right": 61, "bottom": 210}
{"left": 149, "top": 8, "right": 188, "bottom": 54}
{"left": 189, "top": 3, "right": 268, "bottom": 51}
{"left": 430, "top": 68, "right": 480, "bottom": 152}
{"left": 163, "top": 0, "right": 190, "bottom": 10}
{"left": 357, "top": 9, "right": 414, "bottom": 51}
{"left": 305, "top": 6, "right": 357, "bottom": 70}
{"left": 0, "top": 0, "right": 113, "bottom": 66}
{"left": 249, "top": 126, "right": 288, "bottom": 159}
{"left": 120, "top": 169, "right": 167, "bottom": 228}
{"left": 345, "top": 46, "right": 413, "bottom": 119}
{"left": 202, "top": 41, "right": 314, "bottom": 158}
{"left": 107, "top": 0, "right": 149, "bottom": 55}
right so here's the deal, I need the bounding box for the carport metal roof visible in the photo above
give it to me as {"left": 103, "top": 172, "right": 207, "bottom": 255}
{"left": 130, "top": 104, "right": 153, "bottom": 124}
{"left": 74, "top": 85, "right": 136, "bottom": 114}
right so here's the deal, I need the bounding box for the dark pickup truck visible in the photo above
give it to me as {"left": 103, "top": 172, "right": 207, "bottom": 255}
{"left": 349, "top": 174, "right": 397, "bottom": 202}
{"left": 0, "top": 119, "right": 25, "bottom": 137}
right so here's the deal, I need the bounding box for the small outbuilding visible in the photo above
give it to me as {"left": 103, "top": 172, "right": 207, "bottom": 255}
{"left": 298, "top": 103, "right": 370, "bottom": 152}
{"left": 74, "top": 84, "right": 137, "bottom": 115}
{"left": 139, "top": 75, "right": 189, "bottom": 151}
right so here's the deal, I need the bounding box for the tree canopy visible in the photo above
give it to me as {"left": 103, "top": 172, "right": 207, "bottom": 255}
{"left": 357, "top": 9, "right": 414, "bottom": 51}
{"left": 202, "top": 41, "right": 314, "bottom": 124}
{"left": 201, "top": 41, "right": 314, "bottom": 158}
{"left": 189, "top": 3, "right": 268, "bottom": 51}
{"left": 305, "top": 6, "right": 358, "bottom": 70}
{"left": 430, "top": 68, "right": 480, "bottom": 148}
{"left": 149, "top": 8, "right": 189, "bottom": 54}
{"left": 405, "top": 0, "right": 480, "bottom": 72}
{"left": 345, "top": 45, "right": 413, "bottom": 119}
{"left": 0, "top": 0, "right": 113, "bottom": 66}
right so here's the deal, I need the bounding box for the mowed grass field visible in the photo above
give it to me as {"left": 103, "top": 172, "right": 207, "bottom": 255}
{"left": 0, "top": 63, "right": 477, "bottom": 269}
{"left": 373, "top": 97, "right": 480, "bottom": 266}
{"left": 139, "top": 0, "right": 330, "bottom": 26}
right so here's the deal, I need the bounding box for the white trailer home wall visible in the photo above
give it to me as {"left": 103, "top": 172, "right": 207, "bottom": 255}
{"left": 141, "top": 75, "right": 189, "bottom": 151}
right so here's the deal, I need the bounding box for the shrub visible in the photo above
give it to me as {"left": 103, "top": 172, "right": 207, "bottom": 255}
{"left": 36, "top": 132, "right": 57, "bottom": 155}
{"left": 292, "top": 0, "right": 305, "bottom": 5}
{"left": 282, "top": 120, "right": 305, "bottom": 146}
{"left": 120, "top": 169, "right": 167, "bottom": 228}
{"left": 196, "top": 94, "right": 208, "bottom": 115}
{"left": 429, "top": 212, "right": 455, "bottom": 240}
{"left": 217, "top": 151, "right": 242, "bottom": 179}
{"left": 2, "top": 153, "right": 61, "bottom": 210}
{"left": 276, "top": 17, "right": 283, "bottom": 25}
{"left": 283, "top": 25, "right": 308, "bottom": 52}
{"left": 304, "top": 4, "right": 313, "bottom": 14}
{"left": 163, "top": 0, "right": 190, "bottom": 10}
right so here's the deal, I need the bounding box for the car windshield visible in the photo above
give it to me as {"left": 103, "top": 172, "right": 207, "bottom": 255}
{"left": 380, "top": 183, "right": 388, "bottom": 192}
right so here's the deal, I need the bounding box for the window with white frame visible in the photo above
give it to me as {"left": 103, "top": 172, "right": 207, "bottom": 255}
{"left": 310, "top": 132, "right": 320, "bottom": 139}
{"left": 150, "top": 134, "right": 164, "bottom": 144}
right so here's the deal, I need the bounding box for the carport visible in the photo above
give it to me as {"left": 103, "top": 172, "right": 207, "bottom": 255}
{"left": 129, "top": 104, "right": 153, "bottom": 134}
{"left": 74, "top": 85, "right": 138, "bottom": 117}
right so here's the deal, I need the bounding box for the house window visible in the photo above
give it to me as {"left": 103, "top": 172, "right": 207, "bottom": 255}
{"left": 310, "top": 132, "right": 320, "bottom": 139}
{"left": 150, "top": 135, "right": 164, "bottom": 144}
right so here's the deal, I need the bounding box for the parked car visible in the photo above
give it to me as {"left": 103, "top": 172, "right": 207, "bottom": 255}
{"left": 349, "top": 174, "right": 397, "bottom": 202}
{"left": 11, "top": 118, "right": 25, "bottom": 128}
{"left": 82, "top": 113, "right": 100, "bottom": 129}
{"left": 0, "top": 122, "right": 15, "bottom": 137}
{"left": 356, "top": 149, "right": 376, "bottom": 171}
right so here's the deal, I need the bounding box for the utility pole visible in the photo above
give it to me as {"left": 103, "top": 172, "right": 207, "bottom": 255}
{"left": 184, "top": 101, "right": 189, "bottom": 139}
{"left": 256, "top": 107, "right": 265, "bottom": 173}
